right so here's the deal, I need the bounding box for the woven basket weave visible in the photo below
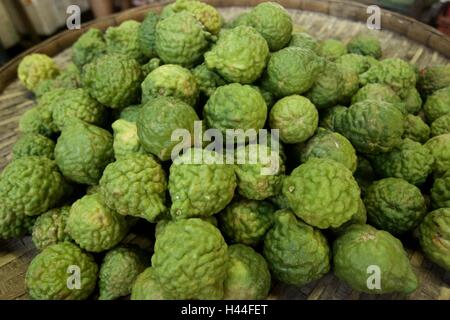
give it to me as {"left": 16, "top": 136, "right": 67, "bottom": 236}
{"left": 0, "top": 0, "right": 449, "bottom": 300}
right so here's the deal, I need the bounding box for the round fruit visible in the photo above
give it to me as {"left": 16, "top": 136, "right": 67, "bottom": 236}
{"left": 282, "top": 158, "right": 360, "bottom": 229}
{"left": 431, "top": 114, "right": 450, "bottom": 137}
{"left": 424, "top": 86, "right": 450, "bottom": 123}
{"left": 317, "top": 39, "right": 347, "bottom": 61}
{"left": 138, "top": 11, "right": 159, "bottom": 58}
{"left": 269, "top": 95, "right": 318, "bottom": 144}
{"left": 424, "top": 133, "right": 450, "bottom": 176}
{"left": 12, "top": 133, "right": 55, "bottom": 160}
{"left": 347, "top": 33, "right": 382, "bottom": 58}
{"left": 403, "top": 114, "right": 430, "bottom": 143}
{"left": 263, "top": 209, "right": 330, "bottom": 286}
{"left": 72, "top": 28, "right": 106, "bottom": 69}
{"left": 335, "top": 53, "right": 371, "bottom": 75}
{"left": 18, "top": 53, "right": 59, "bottom": 91}
{"left": 131, "top": 267, "right": 165, "bottom": 300}
{"left": 105, "top": 20, "right": 146, "bottom": 63}
{"left": 289, "top": 32, "right": 318, "bottom": 52}
{"left": 26, "top": 242, "right": 98, "bottom": 300}
{"left": 192, "top": 63, "right": 226, "bottom": 97}
{"left": 31, "top": 206, "right": 71, "bottom": 251}
{"left": 306, "top": 62, "right": 344, "bottom": 109}
{"left": 431, "top": 171, "right": 450, "bottom": 209}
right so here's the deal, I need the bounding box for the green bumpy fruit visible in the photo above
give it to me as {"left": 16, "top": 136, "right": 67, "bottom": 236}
{"left": 403, "top": 114, "right": 430, "bottom": 143}
{"left": 223, "top": 244, "right": 271, "bottom": 300}
{"left": 169, "top": 148, "right": 236, "bottom": 219}
{"left": 204, "top": 83, "right": 267, "bottom": 135}
{"left": 32, "top": 206, "right": 71, "bottom": 250}
{"left": 100, "top": 154, "right": 167, "bottom": 222}
{"left": 34, "top": 63, "right": 81, "bottom": 97}
{"left": 299, "top": 128, "right": 357, "bottom": 173}
{"left": 218, "top": 198, "right": 275, "bottom": 246}
{"left": 263, "top": 209, "right": 330, "bottom": 286}
{"left": 192, "top": 63, "right": 226, "bottom": 97}
{"left": 318, "top": 105, "right": 347, "bottom": 131}
{"left": 119, "top": 105, "right": 141, "bottom": 123}
{"left": 137, "top": 97, "right": 199, "bottom": 161}
{"left": 155, "top": 12, "right": 210, "bottom": 67}
{"left": 335, "top": 53, "right": 371, "bottom": 75}
{"left": 347, "top": 32, "right": 382, "bottom": 58}
{"left": 138, "top": 12, "right": 159, "bottom": 58}
{"left": 12, "top": 133, "right": 55, "bottom": 160}
{"left": 431, "top": 171, "right": 450, "bottom": 209}
{"left": 351, "top": 83, "right": 406, "bottom": 115}
{"left": 424, "top": 133, "right": 450, "bottom": 176}
{"left": 67, "top": 194, "right": 128, "bottom": 252}
{"left": 26, "top": 242, "right": 98, "bottom": 300}
{"left": 317, "top": 39, "right": 347, "bottom": 61}
{"left": 330, "top": 198, "right": 367, "bottom": 234}
{"left": 360, "top": 58, "right": 417, "bottom": 98}
{"left": 226, "top": 11, "right": 251, "bottom": 28}
{"left": 338, "top": 66, "right": 360, "bottom": 105}
{"left": 82, "top": 54, "right": 143, "bottom": 109}
{"left": 18, "top": 53, "right": 59, "bottom": 91}
{"left": 289, "top": 32, "right": 318, "bottom": 52}
{"left": 261, "top": 47, "right": 321, "bottom": 98}
{"left": 205, "top": 26, "right": 269, "bottom": 84}
{"left": 334, "top": 100, "right": 405, "bottom": 154}
{"left": 283, "top": 158, "right": 360, "bottom": 229}
{"left": 333, "top": 224, "right": 418, "bottom": 294}
{"left": 99, "top": 245, "right": 150, "bottom": 300}
{"left": 72, "top": 28, "right": 106, "bottom": 69}
{"left": 0, "top": 156, "right": 66, "bottom": 217}
{"left": 235, "top": 144, "right": 285, "bottom": 200}
{"left": 51, "top": 88, "right": 107, "bottom": 130}
{"left": 141, "top": 58, "right": 161, "bottom": 76}
{"left": 131, "top": 267, "right": 165, "bottom": 300}
{"left": 418, "top": 65, "right": 450, "bottom": 96}
{"left": 306, "top": 62, "right": 344, "bottom": 109}
{"left": 431, "top": 114, "right": 450, "bottom": 137}
{"left": 0, "top": 201, "right": 35, "bottom": 239}
{"left": 403, "top": 87, "right": 422, "bottom": 114}
{"left": 364, "top": 178, "right": 427, "bottom": 234}
{"left": 171, "top": 0, "right": 222, "bottom": 35}
{"left": 269, "top": 95, "right": 318, "bottom": 144}
{"left": 369, "top": 139, "right": 434, "bottom": 185}
{"left": 141, "top": 64, "right": 198, "bottom": 106}
{"left": 419, "top": 208, "right": 450, "bottom": 271}
{"left": 152, "top": 219, "right": 228, "bottom": 299}
{"left": 105, "top": 20, "right": 146, "bottom": 63}
{"left": 424, "top": 86, "right": 450, "bottom": 123}
{"left": 111, "top": 119, "right": 144, "bottom": 159}
{"left": 246, "top": 2, "right": 292, "bottom": 51}
{"left": 55, "top": 120, "right": 114, "bottom": 185}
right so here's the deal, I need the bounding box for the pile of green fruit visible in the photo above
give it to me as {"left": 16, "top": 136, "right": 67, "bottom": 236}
{"left": 2, "top": 0, "right": 450, "bottom": 300}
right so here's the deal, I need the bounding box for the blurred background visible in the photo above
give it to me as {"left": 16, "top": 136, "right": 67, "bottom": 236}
{"left": 0, "top": 0, "right": 449, "bottom": 67}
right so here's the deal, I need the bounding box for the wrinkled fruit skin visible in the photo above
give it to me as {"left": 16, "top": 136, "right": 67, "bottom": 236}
{"left": 34, "top": 63, "right": 81, "bottom": 98}
{"left": 106, "top": 20, "right": 146, "bottom": 63}
{"left": 424, "top": 87, "right": 450, "bottom": 123}
{"left": 100, "top": 154, "right": 167, "bottom": 222}
{"left": 137, "top": 97, "right": 199, "bottom": 161}
{"left": 72, "top": 28, "right": 106, "bottom": 69}
{"left": 431, "top": 171, "right": 450, "bottom": 209}
{"left": 67, "top": 194, "right": 129, "bottom": 252}
{"left": 283, "top": 158, "right": 360, "bottom": 229}
{"left": 18, "top": 54, "right": 59, "bottom": 91}
{"left": 138, "top": 12, "right": 160, "bottom": 58}
{"left": 424, "top": 133, "right": 450, "bottom": 176}
{"left": 218, "top": 198, "right": 275, "bottom": 246}
{"left": 306, "top": 62, "right": 344, "bottom": 109}
{"left": 204, "top": 83, "right": 267, "bottom": 136}
{"left": 300, "top": 128, "right": 357, "bottom": 173}
{"left": 318, "top": 105, "right": 347, "bottom": 131}
{"left": 235, "top": 144, "right": 285, "bottom": 200}
{"left": 403, "top": 87, "right": 422, "bottom": 114}
{"left": 347, "top": 33, "right": 382, "bottom": 59}
{"left": 169, "top": 148, "right": 236, "bottom": 219}
{"left": 419, "top": 208, "right": 450, "bottom": 271}
{"left": 205, "top": 26, "right": 269, "bottom": 84}
{"left": 262, "top": 47, "right": 321, "bottom": 98}
{"left": 263, "top": 209, "right": 330, "bottom": 286}
{"left": 51, "top": 88, "right": 107, "bottom": 130}
{"left": 335, "top": 53, "right": 371, "bottom": 75}
{"left": 335, "top": 100, "right": 405, "bottom": 154}
{"left": 99, "top": 245, "right": 150, "bottom": 300}
{"left": 269, "top": 95, "right": 318, "bottom": 144}
{"left": 55, "top": 120, "right": 114, "bottom": 185}
{"left": 223, "top": 244, "right": 271, "bottom": 300}
{"left": 152, "top": 219, "right": 228, "bottom": 299}
{"left": 369, "top": 139, "right": 434, "bottom": 186}
{"left": 26, "top": 242, "right": 98, "bottom": 300}
{"left": 246, "top": 2, "right": 292, "bottom": 51}
{"left": 317, "top": 39, "right": 347, "bottom": 61}
{"left": 352, "top": 83, "right": 403, "bottom": 109}
{"left": 418, "top": 65, "right": 450, "bottom": 96}
{"left": 112, "top": 119, "right": 145, "bottom": 159}
{"left": 32, "top": 206, "right": 71, "bottom": 250}
{"left": 289, "top": 32, "right": 318, "bottom": 52}
{"left": 403, "top": 114, "right": 430, "bottom": 143}
{"left": 82, "top": 54, "right": 143, "bottom": 109}
{"left": 0, "top": 202, "right": 35, "bottom": 239}
{"left": 141, "top": 64, "right": 198, "bottom": 106}
{"left": 172, "top": 0, "right": 223, "bottom": 35}
{"left": 131, "top": 267, "right": 165, "bottom": 300}
{"left": 12, "top": 133, "right": 55, "bottom": 160}
{"left": 155, "top": 12, "right": 210, "bottom": 67}
{"left": 192, "top": 63, "right": 226, "bottom": 97}
{"left": 364, "top": 178, "right": 427, "bottom": 235}
{"left": 431, "top": 114, "right": 450, "bottom": 137}
{"left": 333, "top": 224, "right": 418, "bottom": 294}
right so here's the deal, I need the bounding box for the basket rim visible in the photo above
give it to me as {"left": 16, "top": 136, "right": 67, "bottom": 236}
{"left": 0, "top": 0, "right": 449, "bottom": 93}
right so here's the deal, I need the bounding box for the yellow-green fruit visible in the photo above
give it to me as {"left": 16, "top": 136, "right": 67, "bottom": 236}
{"left": 317, "top": 39, "right": 347, "bottom": 61}
{"left": 424, "top": 133, "right": 450, "bottom": 176}
{"left": 18, "top": 53, "right": 59, "bottom": 91}
{"left": 171, "top": 0, "right": 223, "bottom": 34}
{"left": 431, "top": 114, "right": 450, "bottom": 137}
{"left": 424, "top": 87, "right": 450, "bottom": 123}
{"left": 347, "top": 32, "right": 382, "bottom": 59}
{"left": 105, "top": 20, "right": 146, "bottom": 63}
{"left": 12, "top": 133, "right": 55, "bottom": 160}
{"left": 403, "top": 114, "right": 430, "bottom": 143}
{"left": 131, "top": 267, "right": 166, "bottom": 300}
{"left": 31, "top": 206, "right": 71, "bottom": 251}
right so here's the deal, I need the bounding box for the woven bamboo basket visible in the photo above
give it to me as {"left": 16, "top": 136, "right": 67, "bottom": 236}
{"left": 0, "top": 0, "right": 449, "bottom": 300}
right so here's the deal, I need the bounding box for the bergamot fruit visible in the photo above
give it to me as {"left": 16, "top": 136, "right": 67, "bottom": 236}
{"left": 306, "top": 61, "right": 344, "bottom": 109}
{"left": 424, "top": 133, "right": 450, "bottom": 176}
{"left": 317, "top": 39, "right": 347, "bottom": 61}
{"left": 105, "top": 20, "right": 146, "bottom": 63}
{"left": 424, "top": 86, "right": 450, "bottom": 123}
{"left": 131, "top": 267, "right": 165, "bottom": 300}
{"left": 431, "top": 114, "right": 450, "bottom": 137}
{"left": 31, "top": 206, "right": 71, "bottom": 250}
{"left": 111, "top": 119, "right": 145, "bottom": 159}
{"left": 18, "top": 53, "right": 59, "bottom": 91}
{"left": 431, "top": 171, "right": 450, "bottom": 209}
{"left": 12, "top": 133, "right": 55, "bottom": 160}
{"left": 72, "top": 28, "right": 106, "bottom": 69}
{"left": 347, "top": 32, "right": 382, "bottom": 58}
{"left": 289, "top": 32, "right": 318, "bottom": 52}
{"left": 403, "top": 114, "right": 430, "bottom": 143}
